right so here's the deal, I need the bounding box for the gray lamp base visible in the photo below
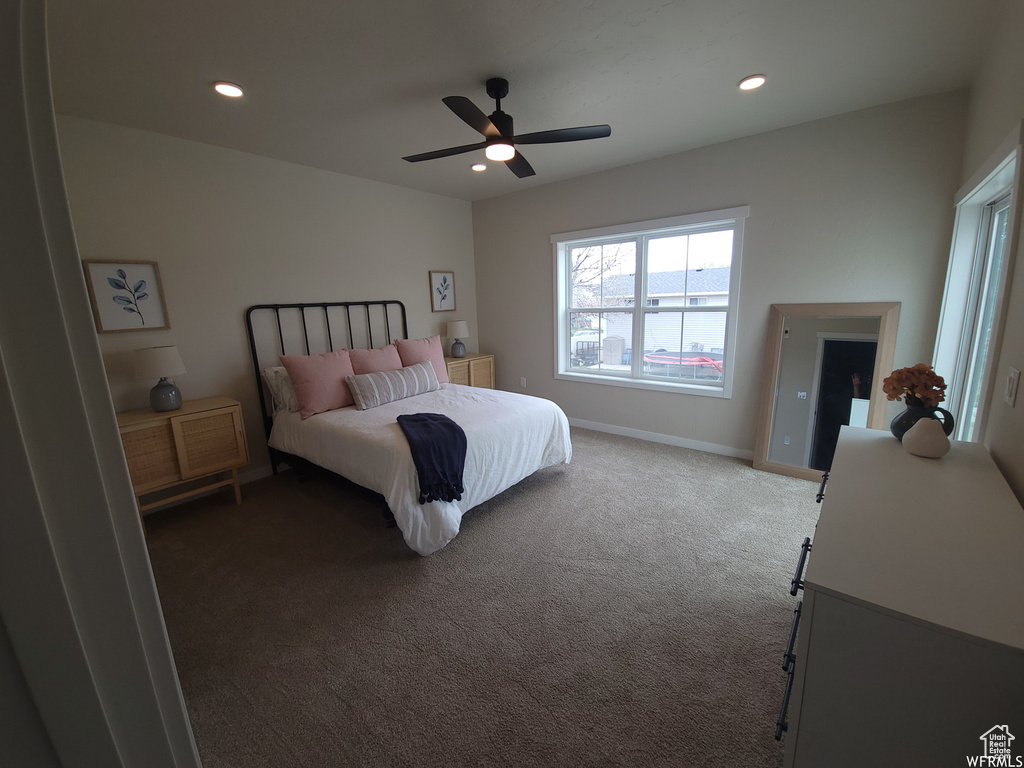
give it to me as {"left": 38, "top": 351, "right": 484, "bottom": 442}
{"left": 150, "top": 378, "right": 183, "bottom": 412}
{"left": 451, "top": 339, "right": 466, "bottom": 358}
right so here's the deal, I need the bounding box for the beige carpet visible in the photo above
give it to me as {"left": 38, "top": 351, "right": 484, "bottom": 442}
{"left": 145, "top": 427, "right": 820, "bottom": 767}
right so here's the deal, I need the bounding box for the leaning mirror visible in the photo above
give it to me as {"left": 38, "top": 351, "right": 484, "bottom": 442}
{"left": 753, "top": 302, "right": 901, "bottom": 481}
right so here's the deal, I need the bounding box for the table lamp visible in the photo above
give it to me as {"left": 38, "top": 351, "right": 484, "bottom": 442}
{"left": 447, "top": 321, "right": 470, "bottom": 359}
{"left": 134, "top": 345, "right": 186, "bottom": 412}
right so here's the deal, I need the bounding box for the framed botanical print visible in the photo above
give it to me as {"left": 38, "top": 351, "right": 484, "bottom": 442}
{"left": 430, "top": 270, "right": 456, "bottom": 312}
{"left": 83, "top": 260, "right": 170, "bottom": 332}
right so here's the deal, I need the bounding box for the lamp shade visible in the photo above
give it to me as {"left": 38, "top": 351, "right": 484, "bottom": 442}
{"left": 133, "top": 345, "right": 186, "bottom": 380}
{"left": 447, "top": 321, "right": 470, "bottom": 339}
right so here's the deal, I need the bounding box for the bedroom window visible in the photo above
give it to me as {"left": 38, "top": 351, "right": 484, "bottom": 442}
{"left": 933, "top": 127, "right": 1021, "bottom": 442}
{"left": 553, "top": 206, "right": 748, "bottom": 397}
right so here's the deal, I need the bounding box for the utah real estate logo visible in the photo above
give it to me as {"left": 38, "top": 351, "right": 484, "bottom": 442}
{"left": 968, "top": 725, "right": 1022, "bottom": 767}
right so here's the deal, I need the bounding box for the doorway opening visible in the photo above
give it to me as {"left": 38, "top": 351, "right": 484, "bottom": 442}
{"left": 808, "top": 338, "right": 878, "bottom": 471}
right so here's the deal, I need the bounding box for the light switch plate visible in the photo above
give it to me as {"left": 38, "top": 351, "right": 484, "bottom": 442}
{"left": 1005, "top": 367, "right": 1020, "bottom": 407}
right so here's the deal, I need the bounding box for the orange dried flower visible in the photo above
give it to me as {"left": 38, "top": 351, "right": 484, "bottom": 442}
{"left": 882, "top": 363, "right": 946, "bottom": 408}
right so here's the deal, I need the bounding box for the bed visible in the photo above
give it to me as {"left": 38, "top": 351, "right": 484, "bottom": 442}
{"left": 245, "top": 300, "right": 572, "bottom": 555}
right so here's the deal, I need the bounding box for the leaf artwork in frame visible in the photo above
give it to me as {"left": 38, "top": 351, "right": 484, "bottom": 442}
{"left": 107, "top": 268, "right": 150, "bottom": 324}
{"left": 83, "top": 260, "right": 170, "bottom": 333}
{"left": 429, "top": 270, "right": 456, "bottom": 312}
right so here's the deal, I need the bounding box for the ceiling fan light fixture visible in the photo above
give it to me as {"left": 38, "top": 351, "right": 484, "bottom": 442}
{"left": 485, "top": 142, "right": 515, "bottom": 162}
{"left": 214, "top": 81, "right": 244, "bottom": 98}
{"left": 402, "top": 78, "right": 608, "bottom": 179}
{"left": 738, "top": 74, "right": 766, "bottom": 91}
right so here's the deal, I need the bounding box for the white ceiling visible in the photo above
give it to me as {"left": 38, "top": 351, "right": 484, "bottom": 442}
{"left": 46, "top": 0, "right": 998, "bottom": 202}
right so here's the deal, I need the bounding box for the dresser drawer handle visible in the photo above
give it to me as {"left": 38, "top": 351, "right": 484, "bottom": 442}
{"left": 775, "top": 669, "right": 795, "bottom": 741}
{"left": 815, "top": 471, "right": 829, "bottom": 503}
{"left": 790, "top": 537, "right": 812, "bottom": 596}
{"left": 782, "top": 600, "right": 802, "bottom": 672}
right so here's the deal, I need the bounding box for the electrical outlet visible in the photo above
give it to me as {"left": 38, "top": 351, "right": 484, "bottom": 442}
{"left": 520, "top": 377, "right": 527, "bottom": 388}
{"left": 784, "top": 435, "right": 791, "bottom": 445}
{"left": 797, "top": 391, "right": 807, "bottom": 400}
{"left": 1005, "top": 367, "right": 1020, "bottom": 407}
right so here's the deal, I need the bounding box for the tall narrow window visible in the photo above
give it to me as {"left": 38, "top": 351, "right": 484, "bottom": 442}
{"left": 553, "top": 207, "right": 747, "bottom": 397}
{"left": 955, "top": 193, "right": 1010, "bottom": 440}
{"left": 934, "top": 131, "right": 1020, "bottom": 442}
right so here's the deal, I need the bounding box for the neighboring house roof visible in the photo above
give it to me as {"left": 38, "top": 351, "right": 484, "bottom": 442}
{"left": 600, "top": 267, "right": 731, "bottom": 298}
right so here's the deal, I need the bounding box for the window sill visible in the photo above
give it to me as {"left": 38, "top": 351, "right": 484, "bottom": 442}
{"left": 554, "top": 370, "right": 731, "bottom": 398}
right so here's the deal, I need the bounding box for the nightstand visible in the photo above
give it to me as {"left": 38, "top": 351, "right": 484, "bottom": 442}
{"left": 116, "top": 396, "right": 249, "bottom": 514}
{"left": 445, "top": 352, "right": 494, "bottom": 389}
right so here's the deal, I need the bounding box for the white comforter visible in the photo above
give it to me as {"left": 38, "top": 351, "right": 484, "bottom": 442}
{"left": 268, "top": 384, "right": 572, "bottom": 555}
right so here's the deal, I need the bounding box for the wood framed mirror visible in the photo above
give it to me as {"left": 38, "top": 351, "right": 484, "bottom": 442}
{"left": 753, "top": 302, "right": 901, "bottom": 481}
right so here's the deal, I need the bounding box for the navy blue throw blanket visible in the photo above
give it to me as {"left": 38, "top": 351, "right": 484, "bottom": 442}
{"left": 396, "top": 413, "right": 467, "bottom": 504}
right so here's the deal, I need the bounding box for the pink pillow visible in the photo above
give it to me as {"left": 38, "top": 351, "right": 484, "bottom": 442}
{"left": 280, "top": 350, "right": 355, "bottom": 419}
{"left": 349, "top": 344, "right": 403, "bottom": 375}
{"left": 396, "top": 335, "right": 450, "bottom": 384}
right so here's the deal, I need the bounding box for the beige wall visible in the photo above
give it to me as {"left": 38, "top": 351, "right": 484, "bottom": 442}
{"left": 961, "top": 1, "right": 1024, "bottom": 178}
{"left": 963, "top": 0, "right": 1024, "bottom": 501}
{"left": 473, "top": 92, "right": 967, "bottom": 456}
{"left": 56, "top": 116, "right": 476, "bottom": 476}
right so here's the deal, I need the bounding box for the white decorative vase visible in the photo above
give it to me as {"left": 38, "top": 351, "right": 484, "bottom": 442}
{"left": 901, "top": 417, "right": 950, "bottom": 458}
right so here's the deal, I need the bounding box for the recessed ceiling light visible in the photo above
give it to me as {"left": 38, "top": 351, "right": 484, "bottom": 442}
{"left": 471, "top": 163, "right": 487, "bottom": 172}
{"left": 214, "top": 82, "right": 244, "bottom": 98}
{"left": 738, "top": 74, "right": 766, "bottom": 91}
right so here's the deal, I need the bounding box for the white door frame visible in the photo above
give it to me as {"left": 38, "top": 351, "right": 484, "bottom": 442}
{"left": 0, "top": 2, "right": 201, "bottom": 765}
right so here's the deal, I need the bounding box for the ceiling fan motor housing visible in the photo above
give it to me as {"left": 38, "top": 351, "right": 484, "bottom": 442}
{"left": 488, "top": 110, "right": 513, "bottom": 137}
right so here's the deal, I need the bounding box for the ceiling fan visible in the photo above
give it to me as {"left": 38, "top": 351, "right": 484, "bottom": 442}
{"left": 402, "top": 77, "right": 611, "bottom": 178}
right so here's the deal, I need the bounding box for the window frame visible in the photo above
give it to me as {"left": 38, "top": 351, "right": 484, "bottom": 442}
{"left": 933, "top": 124, "right": 1022, "bottom": 442}
{"left": 552, "top": 206, "right": 748, "bottom": 398}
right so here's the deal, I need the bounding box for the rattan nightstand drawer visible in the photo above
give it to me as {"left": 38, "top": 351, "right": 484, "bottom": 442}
{"left": 445, "top": 353, "right": 494, "bottom": 389}
{"left": 117, "top": 397, "right": 249, "bottom": 514}
{"left": 120, "top": 420, "right": 180, "bottom": 493}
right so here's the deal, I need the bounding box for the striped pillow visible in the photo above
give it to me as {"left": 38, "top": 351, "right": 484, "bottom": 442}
{"left": 345, "top": 361, "right": 440, "bottom": 410}
{"left": 260, "top": 366, "right": 300, "bottom": 413}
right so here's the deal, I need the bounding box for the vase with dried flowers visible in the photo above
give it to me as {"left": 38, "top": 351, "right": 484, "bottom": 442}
{"left": 882, "top": 363, "right": 954, "bottom": 441}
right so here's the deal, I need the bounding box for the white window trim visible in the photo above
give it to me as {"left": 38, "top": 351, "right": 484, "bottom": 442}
{"left": 551, "top": 206, "right": 749, "bottom": 398}
{"left": 933, "top": 122, "right": 1022, "bottom": 440}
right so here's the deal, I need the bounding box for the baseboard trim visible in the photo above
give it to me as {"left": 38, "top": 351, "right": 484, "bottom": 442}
{"left": 140, "top": 465, "right": 275, "bottom": 516}
{"left": 567, "top": 418, "right": 754, "bottom": 461}
{"left": 240, "top": 465, "right": 275, "bottom": 485}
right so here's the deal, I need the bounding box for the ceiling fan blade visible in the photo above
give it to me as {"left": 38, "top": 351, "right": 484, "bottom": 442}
{"left": 402, "top": 141, "right": 487, "bottom": 163}
{"left": 506, "top": 151, "right": 535, "bottom": 178}
{"left": 442, "top": 96, "right": 500, "bottom": 138}
{"left": 513, "top": 125, "right": 611, "bottom": 145}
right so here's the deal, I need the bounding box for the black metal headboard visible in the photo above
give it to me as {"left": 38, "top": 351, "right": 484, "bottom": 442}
{"left": 245, "top": 300, "right": 408, "bottom": 439}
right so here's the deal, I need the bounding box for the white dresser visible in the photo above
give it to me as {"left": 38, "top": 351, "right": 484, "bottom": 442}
{"left": 781, "top": 426, "right": 1024, "bottom": 766}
